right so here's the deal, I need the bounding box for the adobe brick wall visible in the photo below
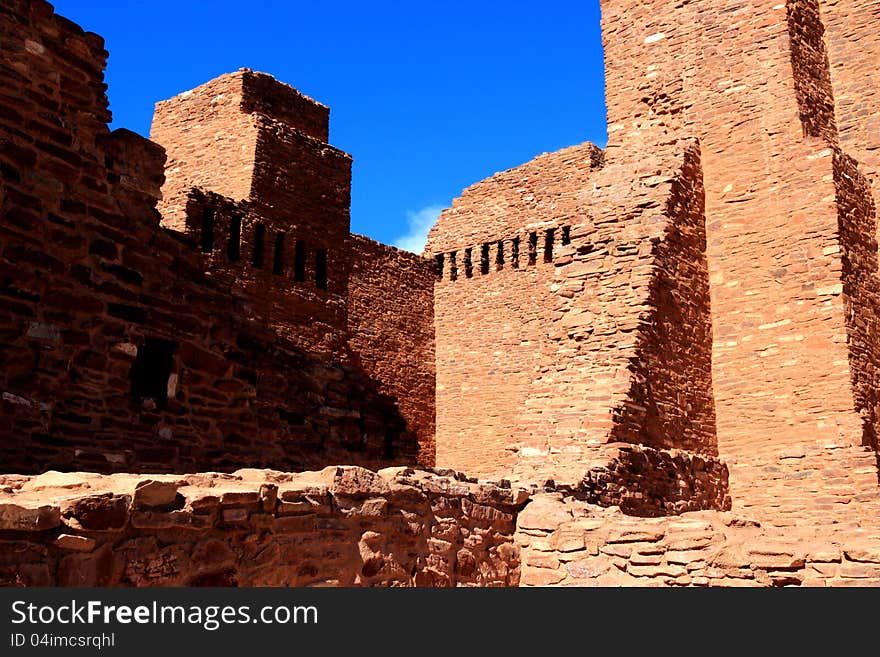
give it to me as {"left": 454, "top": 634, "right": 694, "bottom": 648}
{"left": 517, "top": 493, "right": 880, "bottom": 587}
{"left": 0, "top": 0, "right": 423, "bottom": 474}
{"left": 0, "top": 467, "right": 526, "bottom": 587}
{"left": 599, "top": 0, "right": 880, "bottom": 522}
{"left": 429, "top": 139, "right": 717, "bottom": 489}
{"left": 347, "top": 235, "right": 436, "bottom": 468}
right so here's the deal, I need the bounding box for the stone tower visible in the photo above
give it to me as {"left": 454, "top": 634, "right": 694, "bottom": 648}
{"left": 151, "top": 70, "right": 354, "bottom": 353}
{"left": 598, "top": 0, "right": 880, "bottom": 523}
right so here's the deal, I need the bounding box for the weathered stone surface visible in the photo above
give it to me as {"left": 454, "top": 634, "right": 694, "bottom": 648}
{"left": 133, "top": 480, "right": 180, "bottom": 510}
{"left": 0, "top": 503, "right": 61, "bottom": 531}
{"left": 516, "top": 495, "right": 572, "bottom": 531}
{"left": 62, "top": 494, "right": 129, "bottom": 531}
{"left": 0, "top": 468, "right": 526, "bottom": 587}
{"left": 53, "top": 534, "right": 97, "bottom": 552}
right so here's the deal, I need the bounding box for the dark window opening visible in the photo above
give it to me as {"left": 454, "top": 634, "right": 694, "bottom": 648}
{"left": 449, "top": 251, "right": 458, "bottom": 281}
{"left": 294, "top": 240, "right": 306, "bottom": 282}
{"left": 464, "top": 248, "right": 473, "bottom": 278}
{"left": 272, "top": 232, "right": 285, "bottom": 275}
{"left": 561, "top": 225, "right": 571, "bottom": 246}
{"left": 228, "top": 214, "right": 241, "bottom": 262}
{"left": 130, "top": 338, "right": 176, "bottom": 409}
{"left": 480, "top": 243, "right": 490, "bottom": 275}
{"left": 496, "top": 240, "right": 505, "bottom": 270}
{"left": 528, "top": 232, "right": 538, "bottom": 265}
{"left": 315, "top": 248, "right": 328, "bottom": 290}
{"left": 200, "top": 208, "right": 215, "bottom": 253}
{"left": 544, "top": 228, "right": 555, "bottom": 263}
{"left": 511, "top": 236, "right": 520, "bottom": 268}
{"left": 252, "top": 224, "right": 265, "bottom": 269}
{"left": 434, "top": 253, "right": 445, "bottom": 281}
{"left": 189, "top": 570, "right": 237, "bottom": 587}
{"left": 383, "top": 427, "right": 398, "bottom": 460}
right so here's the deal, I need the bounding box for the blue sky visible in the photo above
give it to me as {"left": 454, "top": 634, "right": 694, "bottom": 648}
{"left": 51, "top": 1, "right": 608, "bottom": 251}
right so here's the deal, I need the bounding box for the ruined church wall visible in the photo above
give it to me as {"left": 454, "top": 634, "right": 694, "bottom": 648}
{"left": 820, "top": 0, "right": 880, "bottom": 217}
{"left": 0, "top": 0, "right": 419, "bottom": 474}
{"left": 428, "top": 135, "right": 718, "bottom": 487}
{"left": 150, "top": 73, "right": 258, "bottom": 232}
{"left": 152, "top": 73, "right": 353, "bottom": 356}
{"left": 599, "top": 0, "right": 880, "bottom": 522}
{"left": 0, "top": 467, "right": 525, "bottom": 587}
{"left": 513, "top": 141, "right": 717, "bottom": 485}
{"left": 427, "top": 144, "right": 602, "bottom": 480}
{"left": 347, "top": 235, "right": 436, "bottom": 468}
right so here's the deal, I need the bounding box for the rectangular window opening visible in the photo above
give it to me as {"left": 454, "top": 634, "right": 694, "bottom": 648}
{"left": 480, "top": 243, "right": 490, "bottom": 275}
{"left": 252, "top": 224, "right": 266, "bottom": 269}
{"left": 201, "top": 207, "right": 215, "bottom": 253}
{"left": 315, "top": 248, "right": 328, "bottom": 290}
{"left": 449, "top": 251, "right": 458, "bottom": 281}
{"left": 294, "top": 240, "right": 306, "bottom": 282}
{"left": 434, "top": 253, "right": 445, "bottom": 281}
{"left": 227, "top": 214, "right": 241, "bottom": 262}
{"left": 561, "top": 225, "right": 571, "bottom": 246}
{"left": 464, "top": 248, "right": 473, "bottom": 278}
{"left": 272, "top": 232, "right": 285, "bottom": 276}
{"left": 544, "top": 228, "right": 555, "bottom": 263}
{"left": 528, "top": 232, "right": 538, "bottom": 266}
{"left": 511, "top": 236, "right": 520, "bottom": 269}
{"left": 496, "top": 240, "right": 505, "bottom": 270}
{"left": 130, "top": 338, "right": 177, "bottom": 410}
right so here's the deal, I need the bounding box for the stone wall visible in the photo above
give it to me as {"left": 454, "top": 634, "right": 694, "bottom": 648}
{"left": 598, "top": 0, "right": 880, "bottom": 523}
{"left": 427, "top": 144, "right": 602, "bottom": 479}
{"left": 150, "top": 72, "right": 259, "bottom": 233}
{"left": 347, "top": 235, "right": 436, "bottom": 468}
{"left": 152, "top": 70, "right": 353, "bottom": 356}
{"left": 0, "top": 0, "right": 427, "bottom": 474}
{"left": 0, "top": 467, "right": 526, "bottom": 587}
{"left": 428, "top": 138, "right": 717, "bottom": 488}
{"left": 518, "top": 493, "right": 880, "bottom": 586}
{"left": 820, "top": 0, "right": 880, "bottom": 221}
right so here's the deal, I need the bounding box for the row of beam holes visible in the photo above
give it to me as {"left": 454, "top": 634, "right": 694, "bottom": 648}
{"left": 435, "top": 226, "right": 571, "bottom": 281}
{"left": 201, "top": 208, "right": 328, "bottom": 290}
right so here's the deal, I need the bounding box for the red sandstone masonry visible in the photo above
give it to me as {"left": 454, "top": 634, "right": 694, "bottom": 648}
{"left": 0, "top": 0, "right": 431, "bottom": 473}
{"left": 152, "top": 67, "right": 437, "bottom": 459}
{"left": 517, "top": 494, "right": 880, "bottom": 587}
{"left": 429, "top": 139, "right": 717, "bottom": 491}
{"left": 153, "top": 70, "right": 353, "bottom": 356}
{"left": 347, "top": 235, "right": 436, "bottom": 468}
{"left": 151, "top": 72, "right": 259, "bottom": 233}
{"left": 0, "top": 467, "right": 526, "bottom": 587}
{"left": 516, "top": 140, "right": 717, "bottom": 485}
{"left": 5, "top": 0, "right": 880, "bottom": 590}
{"left": 820, "top": 0, "right": 880, "bottom": 225}
{"left": 428, "top": 144, "right": 603, "bottom": 480}
{"left": 599, "top": 0, "right": 880, "bottom": 524}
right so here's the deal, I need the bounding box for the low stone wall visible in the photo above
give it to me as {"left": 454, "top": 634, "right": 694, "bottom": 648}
{"left": 576, "top": 443, "right": 730, "bottom": 517}
{"left": 0, "top": 467, "right": 527, "bottom": 587}
{"left": 517, "top": 493, "right": 880, "bottom": 586}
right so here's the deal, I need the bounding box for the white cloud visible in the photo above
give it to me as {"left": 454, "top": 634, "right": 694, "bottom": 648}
{"left": 392, "top": 205, "right": 445, "bottom": 254}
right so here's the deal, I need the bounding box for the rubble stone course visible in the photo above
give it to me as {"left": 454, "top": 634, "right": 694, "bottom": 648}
{"left": 0, "top": 467, "right": 526, "bottom": 587}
